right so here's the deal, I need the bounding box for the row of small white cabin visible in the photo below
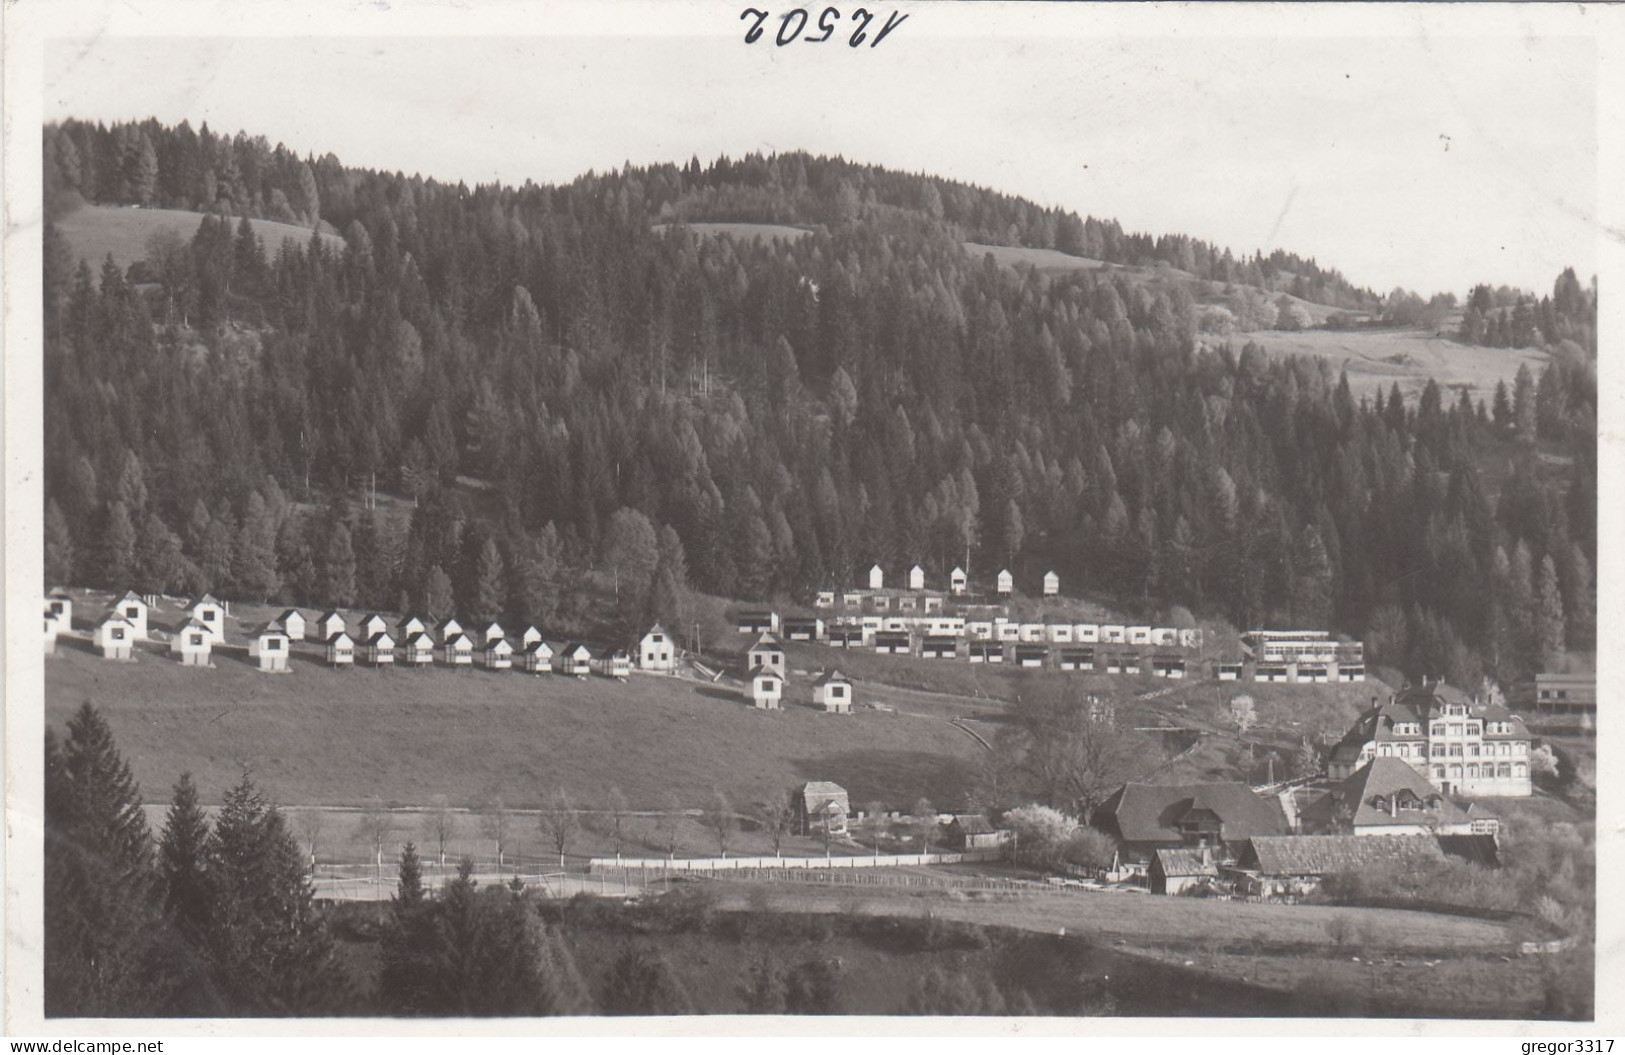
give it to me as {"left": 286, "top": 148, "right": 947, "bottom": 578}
{"left": 739, "top": 611, "right": 1204, "bottom": 650}
{"left": 748, "top": 665, "right": 854, "bottom": 713}
{"left": 842, "top": 565, "right": 1060, "bottom": 597}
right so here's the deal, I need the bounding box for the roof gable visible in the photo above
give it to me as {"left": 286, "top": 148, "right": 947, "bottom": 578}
{"left": 1105, "top": 782, "right": 1288, "bottom": 844}
{"left": 1244, "top": 834, "right": 1444, "bottom": 876}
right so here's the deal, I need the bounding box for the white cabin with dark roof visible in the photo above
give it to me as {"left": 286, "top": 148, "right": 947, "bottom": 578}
{"left": 95, "top": 614, "right": 135, "bottom": 660}
{"left": 747, "top": 633, "right": 786, "bottom": 676}
{"left": 481, "top": 621, "right": 506, "bottom": 646}
{"left": 908, "top": 564, "right": 925, "bottom": 591}
{"left": 278, "top": 609, "right": 307, "bottom": 641}
{"left": 249, "top": 623, "right": 290, "bottom": 672}
{"left": 438, "top": 617, "right": 464, "bottom": 643}
{"left": 363, "top": 630, "right": 397, "bottom": 666}
{"left": 752, "top": 670, "right": 783, "bottom": 709}
{"left": 403, "top": 631, "right": 436, "bottom": 667}
{"left": 399, "top": 615, "right": 427, "bottom": 639}
{"left": 441, "top": 633, "right": 475, "bottom": 667}
{"left": 318, "top": 610, "right": 348, "bottom": 642}
{"left": 520, "top": 639, "right": 554, "bottom": 673}
{"left": 868, "top": 564, "right": 884, "bottom": 590}
{"left": 112, "top": 591, "right": 150, "bottom": 640}
{"left": 814, "top": 670, "right": 853, "bottom": 712}
{"left": 995, "top": 569, "right": 1013, "bottom": 596}
{"left": 950, "top": 567, "right": 968, "bottom": 595}
{"left": 1043, "top": 570, "right": 1060, "bottom": 596}
{"left": 325, "top": 630, "right": 355, "bottom": 666}
{"left": 171, "top": 618, "right": 214, "bottom": 666}
{"left": 560, "top": 643, "right": 592, "bottom": 677}
{"left": 638, "top": 625, "right": 675, "bottom": 672}
{"left": 358, "top": 613, "right": 389, "bottom": 641}
{"left": 521, "top": 625, "right": 543, "bottom": 648}
{"left": 594, "top": 648, "right": 631, "bottom": 680}
{"left": 481, "top": 637, "right": 514, "bottom": 671}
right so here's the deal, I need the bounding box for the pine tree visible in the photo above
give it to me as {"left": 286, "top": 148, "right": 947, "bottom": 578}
{"left": 472, "top": 537, "right": 505, "bottom": 624}
{"left": 44, "top": 497, "right": 76, "bottom": 585}
{"left": 234, "top": 492, "right": 280, "bottom": 602}
{"left": 1535, "top": 554, "right": 1566, "bottom": 666}
{"left": 159, "top": 773, "right": 212, "bottom": 943}
{"left": 135, "top": 509, "right": 183, "bottom": 594}
{"left": 320, "top": 521, "right": 358, "bottom": 607}
{"left": 44, "top": 705, "right": 168, "bottom": 1015}
{"left": 101, "top": 500, "right": 137, "bottom": 587}
{"left": 421, "top": 563, "right": 455, "bottom": 621}
{"left": 1513, "top": 364, "right": 1537, "bottom": 445}
{"left": 379, "top": 843, "right": 436, "bottom": 1014}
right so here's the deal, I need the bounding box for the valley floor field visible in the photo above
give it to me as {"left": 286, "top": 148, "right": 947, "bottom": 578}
{"left": 45, "top": 640, "right": 983, "bottom": 812}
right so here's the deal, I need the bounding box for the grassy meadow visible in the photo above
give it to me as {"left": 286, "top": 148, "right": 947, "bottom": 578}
{"left": 54, "top": 204, "right": 346, "bottom": 272}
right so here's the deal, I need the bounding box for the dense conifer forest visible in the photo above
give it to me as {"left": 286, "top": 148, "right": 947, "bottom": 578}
{"left": 41, "top": 118, "right": 1597, "bottom": 690}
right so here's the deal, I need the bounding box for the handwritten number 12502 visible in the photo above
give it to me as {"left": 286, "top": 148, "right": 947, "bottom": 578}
{"left": 740, "top": 8, "right": 909, "bottom": 47}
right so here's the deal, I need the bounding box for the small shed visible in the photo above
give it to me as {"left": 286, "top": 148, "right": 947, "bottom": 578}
{"left": 318, "top": 610, "right": 348, "bottom": 642}
{"left": 908, "top": 564, "right": 925, "bottom": 591}
{"left": 325, "top": 630, "right": 355, "bottom": 667}
{"left": 278, "top": 609, "right": 307, "bottom": 641}
{"left": 559, "top": 643, "right": 592, "bottom": 677}
{"left": 751, "top": 670, "right": 783, "bottom": 709}
{"left": 402, "top": 631, "right": 436, "bottom": 668}
{"left": 594, "top": 648, "right": 631, "bottom": 680}
{"left": 950, "top": 567, "right": 968, "bottom": 595}
{"left": 827, "top": 627, "right": 865, "bottom": 648}
{"left": 363, "top": 630, "right": 397, "bottom": 667}
{"left": 1215, "top": 661, "right": 1243, "bottom": 682}
{"left": 520, "top": 625, "right": 543, "bottom": 647}
{"left": 747, "top": 633, "right": 786, "bottom": 675}
{"left": 868, "top": 564, "right": 884, "bottom": 590}
{"left": 784, "top": 617, "right": 824, "bottom": 642}
{"left": 95, "top": 615, "right": 135, "bottom": 660}
{"left": 249, "top": 623, "right": 290, "bottom": 672}
{"left": 815, "top": 590, "right": 836, "bottom": 608}
{"left": 814, "top": 670, "right": 853, "bottom": 713}
{"left": 441, "top": 633, "right": 475, "bottom": 668}
{"left": 798, "top": 781, "right": 850, "bottom": 835}
{"left": 1043, "top": 570, "right": 1060, "bottom": 596}
{"left": 638, "top": 624, "right": 675, "bottom": 671}
{"left": 438, "top": 617, "right": 465, "bottom": 643}
{"left": 920, "top": 636, "right": 958, "bottom": 660}
{"left": 1150, "top": 847, "right": 1220, "bottom": 895}
{"left": 112, "top": 591, "right": 150, "bottom": 640}
{"left": 946, "top": 814, "right": 1010, "bottom": 852}
{"left": 996, "top": 569, "right": 1013, "bottom": 596}
{"left": 480, "top": 621, "right": 506, "bottom": 646}
{"left": 736, "top": 610, "right": 779, "bottom": 635}
{"left": 170, "top": 618, "right": 214, "bottom": 667}
{"left": 520, "top": 639, "right": 554, "bottom": 674}
{"left": 399, "top": 615, "right": 428, "bottom": 639}
{"left": 481, "top": 637, "right": 515, "bottom": 671}
{"left": 359, "top": 613, "right": 390, "bottom": 641}
{"left": 1152, "top": 655, "right": 1187, "bottom": 679}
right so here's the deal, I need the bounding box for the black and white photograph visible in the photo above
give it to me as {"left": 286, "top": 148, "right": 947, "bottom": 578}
{"left": 3, "top": 0, "right": 1620, "bottom": 1038}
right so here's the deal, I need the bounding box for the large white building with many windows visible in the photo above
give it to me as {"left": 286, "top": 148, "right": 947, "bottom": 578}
{"left": 1327, "top": 680, "right": 1532, "bottom": 797}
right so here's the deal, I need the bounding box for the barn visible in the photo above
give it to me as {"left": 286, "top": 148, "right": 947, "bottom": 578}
{"left": 1150, "top": 847, "right": 1220, "bottom": 895}
{"left": 946, "top": 814, "right": 1011, "bottom": 852}
{"left": 170, "top": 619, "right": 214, "bottom": 667}
{"left": 798, "top": 781, "right": 850, "bottom": 835}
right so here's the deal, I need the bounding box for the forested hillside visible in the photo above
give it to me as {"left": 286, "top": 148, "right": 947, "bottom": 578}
{"left": 41, "top": 118, "right": 1597, "bottom": 690}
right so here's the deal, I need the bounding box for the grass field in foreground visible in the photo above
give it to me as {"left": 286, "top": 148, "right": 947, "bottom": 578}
{"left": 44, "top": 639, "right": 983, "bottom": 813}
{"left": 54, "top": 205, "right": 346, "bottom": 273}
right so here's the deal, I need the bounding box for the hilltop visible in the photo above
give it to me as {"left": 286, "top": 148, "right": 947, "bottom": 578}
{"left": 53, "top": 204, "right": 345, "bottom": 273}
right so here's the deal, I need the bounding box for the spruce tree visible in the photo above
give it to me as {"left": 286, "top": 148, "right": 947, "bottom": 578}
{"left": 1535, "top": 554, "right": 1566, "bottom": 666}
{"left": 473, "top": 537, "right": 505, "bottom": 624}
{"left": 320, "top": 521, "right": 358, "bottom": 608}
{"left": 159, "top": 773, "right": 212, "bottom": 943}
{"left": 44, "top": 497, "right": 76, "bottom": 585}
{"left": 421, "top": 563, "right": 455, "bottom": 622}
{"left": 101, "top": 500, "right": 137, "bottom": 587}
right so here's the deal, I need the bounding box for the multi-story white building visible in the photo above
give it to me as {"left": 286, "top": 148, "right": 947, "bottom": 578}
{"left": 1327, "top": 680, "right": 1532, "bottom": 797}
